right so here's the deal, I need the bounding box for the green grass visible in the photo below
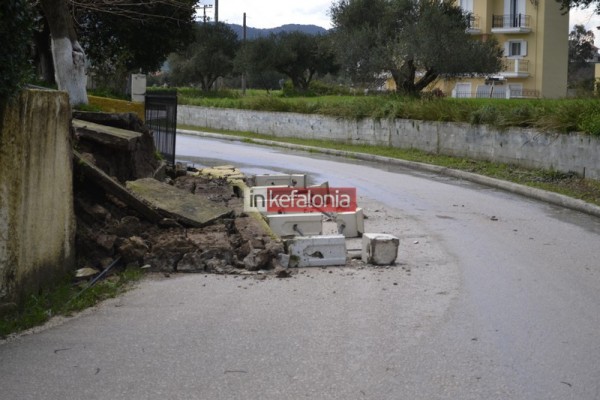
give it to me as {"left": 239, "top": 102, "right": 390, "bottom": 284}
{"left": 179, "top": 125, "right": 600, "bottom": 207}
{"left": 0, "top": 267, "right": 143, "bottom": 338}
{"left": 177, "top": 88, "right": 600, "bottom": 136}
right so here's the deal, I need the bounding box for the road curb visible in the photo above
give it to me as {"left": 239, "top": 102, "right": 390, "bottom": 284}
{"left": 178, "top": 129, "right": 600, "bottom": 219}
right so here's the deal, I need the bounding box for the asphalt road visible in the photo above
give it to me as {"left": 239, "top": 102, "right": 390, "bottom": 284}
{"left": 1, "top": 134, "right": 600, "bottom": 400}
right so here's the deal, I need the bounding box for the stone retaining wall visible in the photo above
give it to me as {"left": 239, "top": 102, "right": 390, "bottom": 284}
{"left": 178, "top": 105, "right": 600, "bottom": 180}
{"left": 0, "top": 90, "right": 75, "bottom": 309}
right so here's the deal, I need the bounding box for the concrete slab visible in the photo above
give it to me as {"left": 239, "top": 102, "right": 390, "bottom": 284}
{"left": 286, "top": 235, "right": 347, "bottom": 267}
{"left": 126, "top": 178, "right": 232, "bottom": 228}
{"left": 74, "top": 151, "right": 162, "bottom": 223}
{"left": 267, "top": 213, "right": 322, "bottom": 237}
{"left": 73, "top": 119, "right": 142, "bottom": 150}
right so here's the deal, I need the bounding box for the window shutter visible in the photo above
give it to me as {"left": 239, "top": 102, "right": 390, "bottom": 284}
{"left": 504, "top": 42, "right": 510, "bottom": 56}
{"left": 521, "top": 40, "right": 528, "bottom": 56}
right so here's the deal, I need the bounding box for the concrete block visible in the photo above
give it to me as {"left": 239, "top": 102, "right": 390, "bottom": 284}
{"left": 244, "top": 185, "right": 288, "bottom": 213}
{"left": 335, "top": 208, "right": 364, "bottom": 238}
{"left": 362, "top": 233, "right": 399, "bottom": 265}
{"left": 267, "top": 213, "right": 323, "bottom": 237}
{"left": 286, "top": 235, "right": 347, "bottom": 267}
{"left": 253, "top": 174, "right": 307, "bottom": 187}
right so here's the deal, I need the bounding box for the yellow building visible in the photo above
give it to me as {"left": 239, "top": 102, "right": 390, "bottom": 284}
{"left": 435, "top": 0, "right": 569, "bottom": 99}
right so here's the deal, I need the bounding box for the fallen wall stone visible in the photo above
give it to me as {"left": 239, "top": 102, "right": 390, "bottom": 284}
{"left": 178, "top": 105, "right": 600, "bottom": 180}
{"left": 0, "top": 90, "right": 75, "bottom": 309}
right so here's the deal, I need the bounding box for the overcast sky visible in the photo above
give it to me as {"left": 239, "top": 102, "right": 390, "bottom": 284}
{"left": 206, "top": 0, "right": 333, "bottom": 29}
{"left": 206, "top": 0, "right": 600, "bottom": 45}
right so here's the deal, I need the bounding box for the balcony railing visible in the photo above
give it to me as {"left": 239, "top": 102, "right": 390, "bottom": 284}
{"left": 492, "top": 14, "right": 531, "bottom": 32}
{"left": 501, "top": 58, "right": 529, "bottom": 77}
{"left": 467, "top": 15, "right": 481, "bottom": 31}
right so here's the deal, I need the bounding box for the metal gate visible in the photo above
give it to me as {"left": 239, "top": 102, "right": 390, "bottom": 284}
{"left": 145, "top": 90, "right": 177, "bottom": 165}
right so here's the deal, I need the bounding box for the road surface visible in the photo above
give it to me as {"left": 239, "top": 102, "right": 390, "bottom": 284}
{"left": 1, "top": 134, "right": 599, "bottom": 400}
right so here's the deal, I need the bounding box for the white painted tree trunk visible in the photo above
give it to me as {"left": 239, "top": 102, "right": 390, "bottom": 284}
{"left": 41, "top": 0, "right": 88, "bottom": 106}
{"left": 51, "top": 37, "right": 88, "bottom": 106}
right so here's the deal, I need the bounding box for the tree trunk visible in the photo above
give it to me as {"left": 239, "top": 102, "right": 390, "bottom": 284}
{"left": 33, "top": 21, "right": 55, "bottom": 84}
{"left": 414, "top": 68, "right": 438, "bottom": 92}
{"left": 391, "top": 61, "right": 438, "bottom": 96}
{"left": 40, "top": 0, "right": 88, "bottom": 105}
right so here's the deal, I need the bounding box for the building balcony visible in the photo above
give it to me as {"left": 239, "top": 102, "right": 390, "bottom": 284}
{"left": 499, "top": 58, "right": 530, "bottom": 78}
{"left": 466, "top": 15, "right": 481, "bottom": 34}
{"left": 491, "top": 14, "right": 532, "bottom": 34}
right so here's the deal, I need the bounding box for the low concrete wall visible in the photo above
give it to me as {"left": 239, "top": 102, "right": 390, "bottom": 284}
{"left": 0, "top": 90, "right": 75, "bottom": 308}
{"left": 179, "top": 105, "right": 600, "bottom": 180}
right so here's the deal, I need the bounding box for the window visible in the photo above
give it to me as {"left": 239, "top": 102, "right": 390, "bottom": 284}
{"left": 505, "top": 0, "right": 525, "bottom": 16}
{"left": 504, "top": 0, "right": 526, "bottom": 27}
{"left": 454, "top": 83, "right": 472, "bottom": 98}
{"left": 460, "top": 0, "right": 473, "bottom": 12}
{"left": 510, "top": 42, "right": 521, "bottom": 56}
{"left": 509, "top": 84, "right": 523, "bottom": 97}
{"left": 504, "top": 40, "right": 527, "bottom": 57}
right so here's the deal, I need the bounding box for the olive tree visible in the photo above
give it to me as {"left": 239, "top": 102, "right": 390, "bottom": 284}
{"left": 330, "top": 0, "right": 503, "bottom": 95}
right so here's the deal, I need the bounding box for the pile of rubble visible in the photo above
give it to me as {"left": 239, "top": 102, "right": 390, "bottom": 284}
{"left": 72, "top": 112, "right": 285, "bottom": 277}
{"left": 246, "top": 174, "right": 400, "bottom": 268}
{"left": 71, "top": 111, "right": 401, "bottom": 280}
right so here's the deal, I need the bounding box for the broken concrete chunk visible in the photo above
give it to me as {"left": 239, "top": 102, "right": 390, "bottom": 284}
{"left": 126, "top": 178, "right": 232, "bottom": 227}
{"left": 361, "top": 233, "right": 399, "bottom": 265}
{"left": 75, "top": 267, "right": 100, "bottom": 279}
{"left": 286, "top": 235, "right": 346, "bottom": 267}
{"left": 243, "top": 249, "right": 272, "bottom": 271}
{"left": 267, "top": 213, "right": 323, "bottom": 237}
{"left": 118, "top": 236, "right": 149, "bottom": 264}
{"left": 335, "top": 208, "right": 365, "bottom": 238}
{"left": 73, "top": 119, "right": 142, "bottom": 151}
{"left": 177, "top": 252, "right": 209, "bottom": 273}
{"left": 275, "top": 266, "right": 292, "bottom": 278}
{"left": 252, "top": 174, "right": 307, "bottom": 187}
{"left": 95, "top": 234, "right": 117, "bottom": 252}
{"left": 199, "top": 166, "right": 245, "bottom": 181}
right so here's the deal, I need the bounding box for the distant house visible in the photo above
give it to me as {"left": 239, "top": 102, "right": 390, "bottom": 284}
{"left": 435, "top": 0, "right": 569, "bottom": 99}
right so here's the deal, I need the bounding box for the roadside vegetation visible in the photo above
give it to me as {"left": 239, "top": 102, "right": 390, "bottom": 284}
{"left": 177, "top": 88, "right": 600, "bottom": 136}
{"left": 0, "top": 267, "right": 143, "bottom": 339}
{"left": 87, "top": 87, "right": 600, "bottom": 205}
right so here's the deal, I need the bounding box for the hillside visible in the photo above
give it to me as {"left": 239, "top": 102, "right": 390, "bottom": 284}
{"left": 226, "top": 23, "right": 328, "bottom": 39}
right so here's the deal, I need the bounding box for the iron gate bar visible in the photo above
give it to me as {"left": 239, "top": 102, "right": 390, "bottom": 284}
{"left": 145, "top": 90, "right": 177, "bottom": 166}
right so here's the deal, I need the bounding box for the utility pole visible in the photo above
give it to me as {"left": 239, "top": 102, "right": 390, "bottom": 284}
{"left": 202, "top": 4, "right": 213, "bottom": 23}
{"left": 214, "top": 0, "right": 219, "bottom": 23}
{"left": 242, "top": 12, "right": 247, "bottom": 95}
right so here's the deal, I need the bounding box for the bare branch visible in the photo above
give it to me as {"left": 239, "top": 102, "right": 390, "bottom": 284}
{"left": 69, "top": 0, "right": 198, "bottom": 22}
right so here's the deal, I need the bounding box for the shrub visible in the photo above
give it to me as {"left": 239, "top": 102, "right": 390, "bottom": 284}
{"left": 470, "top": 105, "right": 500, "bottom": 126}
{"left": 579, "top": 112, "right": 600, "bottom": 136}
{"left": 0, "top": 0, "right": 34, "bottom": 105}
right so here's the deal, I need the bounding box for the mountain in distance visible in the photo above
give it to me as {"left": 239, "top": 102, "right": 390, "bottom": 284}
{"left": 226, "top": 23, "right": 328, "bottom": 39}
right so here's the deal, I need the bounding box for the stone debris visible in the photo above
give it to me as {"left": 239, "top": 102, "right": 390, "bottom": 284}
{"left": 73, "top": 113, "right": 287, "bottom": 279}
{"left": 73, "top": 112, "right": 408, "bottom": 282}
{"left": 274, "top": 267, "right": 292, "bottom": 278}
{"left": 362, "top": 233, "right": 400, "bottom": 266}
{"left": 75, "top": 267, "right": 100, "bottom": 279}
{"left": 76, "top": 175, "right": 285, "bottom": 275}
